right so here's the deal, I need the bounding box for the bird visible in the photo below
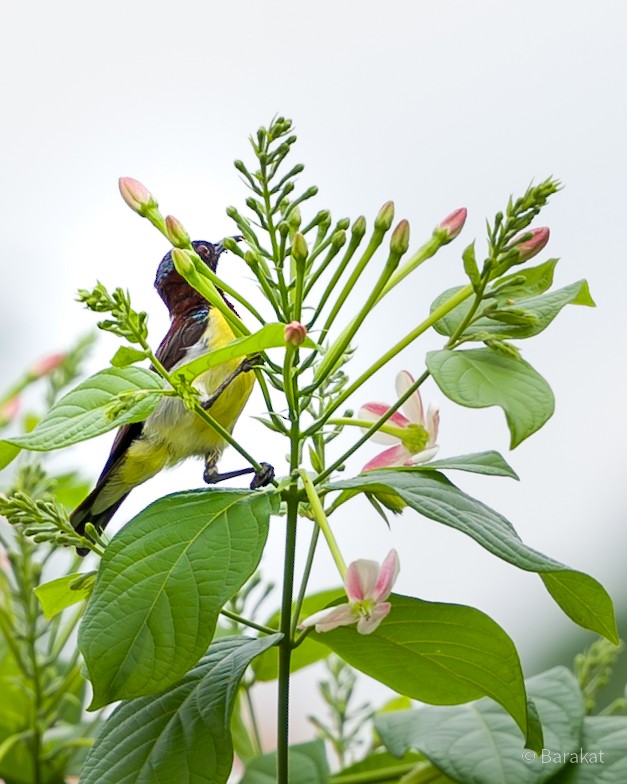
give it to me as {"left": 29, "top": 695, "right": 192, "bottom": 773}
{"left": 70, "top": 240, "right": 273, "bottom": 554}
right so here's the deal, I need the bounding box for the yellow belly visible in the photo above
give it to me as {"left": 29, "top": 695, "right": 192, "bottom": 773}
{"left": 120, "top": 308, "right": 255, "bottom": 482}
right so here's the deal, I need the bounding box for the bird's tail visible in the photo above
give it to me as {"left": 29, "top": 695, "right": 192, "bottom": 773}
{"left": 70, "top": 485, "right": 130, "bottom": 556}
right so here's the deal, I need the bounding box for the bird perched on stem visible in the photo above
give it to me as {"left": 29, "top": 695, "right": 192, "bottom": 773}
{"left": 71, "top": 240, "right": 273, "bottom": 554}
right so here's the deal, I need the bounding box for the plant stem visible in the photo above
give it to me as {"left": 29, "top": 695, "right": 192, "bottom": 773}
{"left": 219, "top": 608, "right": 279, "bottom": 636}
{"left": 300, "top": 471, "right": 346, "bottom": 577}
{"left": 304, "top": 284, "right": 473, "bottom": 433}
{"left": 290, "top": 524, "right": 320, "bottom": 638}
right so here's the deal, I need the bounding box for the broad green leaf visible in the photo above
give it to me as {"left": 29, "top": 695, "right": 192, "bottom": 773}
{"left": 34, "top": 573, "right": 93, "bottom": 620}
{"left": 4, "top": 368, "right": 164, "bottom": 452}
{"left": 311, "top": 594, "right": 531, "bottom": 742}
{"left": 80, "top": 635, "right": 280, "bottom": 784}
{"left": 252, "top": 589, "right": 340, "bottom": 681}
{"left": 335, "top": 751, "right": 432, "bottom": 781}
{"left": 79, "top": 489, "right": 278, "bottom": 708}
{"left": 376, "top": 666, "right": 583, "bottom": 783}
{"left": 176, "top": 323, "right": 316, "bottom": 382}
{"left": 426, "top": 348, "right": 555, "bottom": 447}
{"left": 328, "top": 471, "right": 618, "bottom": 642}
{"left": 110, "top": 345, "right": 149, "bottom": 367}
{"left": 550, "top": 716, "right": 627, "bottom": 783}
{"left": 240, "top": 740, "right": 329, "bottom": 784}
{"left": 394, "top": 450, "right": 519, "bottom": 479}
{"left": 0, "top": 441, "right": 20, "bottom": 470}
{"left": 431, "top": 269, "right": 594, "bottom": 341}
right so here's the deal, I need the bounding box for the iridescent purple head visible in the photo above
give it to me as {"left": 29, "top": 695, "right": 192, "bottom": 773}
{"left": 154, "top": 240, "right": 225, "bottom": 314}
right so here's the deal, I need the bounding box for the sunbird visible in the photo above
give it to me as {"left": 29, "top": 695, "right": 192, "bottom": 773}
{"left": 71, "top": 240, "right": 273, "bottom": 553}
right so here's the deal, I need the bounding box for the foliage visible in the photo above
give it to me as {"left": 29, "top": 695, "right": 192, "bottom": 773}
{"left": 0, "top": 117, "right": 620, "bottom": 783}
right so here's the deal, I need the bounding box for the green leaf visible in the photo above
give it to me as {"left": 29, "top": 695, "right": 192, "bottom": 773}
{"left": 110, "top": 346, "right": 149, "bottom": 368}
{"left": 0, "top": 441, "right": 20, "bottom": 470}
{"left": 240, "top": 740, "right": 329, "bottom": 784}
{"left": 79, "top": 489, "right": 278, "bottom": 708}
{"left": 376, "top": 666, "right": 584, "bottom": 783}
{"left": 328, "top": 471, "right": 618, "bottom": 642}
{"left": 252, "top": 589, "right": 340, "bottom": 681}
{"left": 311, "top": 594, "right": 531, "bottom": 742}
{"left": 80, "top": 635, "right": 280, "bottom": 784}
{"left": 4, "top": 368, "right": 164, "bottom": 452}
{"left": 463, "top": 242, "right": 481, "bottom": 290}
{"left": 393, "top": 450, "right": 519, "bottom": 479}
{"left": 426, "top": 348, "right": 555, "bottom": 447}
{"left": 550, "top": 716, "right": 627, "bottom": 783}
{"left": 176, "top": 323, "right": 316, "bottom": 382}
{"left": 431, "top": 276, "right": 594, "bottom": 341}
{"left": 34, "top": 574, "right": 92, "bottom": 620}
{"left": 335, "top": 751, "right": 429, "bottom": 780}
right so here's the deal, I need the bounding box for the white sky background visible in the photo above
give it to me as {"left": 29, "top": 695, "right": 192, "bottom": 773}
{"left": 1, "top": 0, "right": 626, "bottom": 748}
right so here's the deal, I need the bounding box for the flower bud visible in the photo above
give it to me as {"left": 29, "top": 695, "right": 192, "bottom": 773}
{"left": 331, "top": 230, "right": 347, "bottom": 249}
{"left": 374, "top": 201, "right": 395, "bottom": 232}
{"left": 337, "top": 217, "right": 351, "bottom": 231}
{"left": 291, "top": 232, "right": 308, "bottom": 264}
{"left": 284, "top": 321, "right": 308, "bottom": 347}
{"left": 507, "top": 227, "right": 550, "bottom": 262}
{"left": 171, "top": 248, "right": 196, "bottom": 277}
{"left": 436, "top": 208, "right": 467, "bottom": 243}
{"left": 0, "top": 396, "right": 20, "bottom": 426}
{"left": 30, "top": 353, "right": 65, "bottom": 378}
{"left": 118, "top": 177, "right": 158, "bottom": 216}
{"left": 390, "top": 219, "right": 410, "bottom": 255}
{"left": 351, "top": 216, "right": 367, "bottom": 239}
{"left": 164, "top": 215, "right": 191, "bottom": 249}
{"left": 286, "top": 206, "right": 302, "bottom": 231}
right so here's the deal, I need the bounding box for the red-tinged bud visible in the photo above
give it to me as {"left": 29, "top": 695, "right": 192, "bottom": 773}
{"left": 436, "top": 208, "right": 467, "bottom": 243}
{"left": 375, "top": 201, "right": 395, "bottom": 232}
{"left": 164, "top": 215, "right": 191, "bottom": 248}
{"left": 507, "top": 227, "right": 550, "bottom": 262}
{"left": 390, "top": 219, "right": 410, "bottom": 255}
{"left": 118, "top": 177, "right": 158, "bottom": 216}
{"left": 30, "top": 353, "right": 65, "bottom": 378}
{"left": 0, "top": 396, "right": 20, "bottom": 425}
{"left": 284, "top": 321, "right": 308, "bottom": 347}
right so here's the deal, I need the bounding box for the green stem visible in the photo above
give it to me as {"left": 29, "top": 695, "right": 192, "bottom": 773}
{"left": 277, "top": 468, "right": 299, "bottom": 784}
{"left": 243, "top": 685, "right": 263, "bottom": 756}
{"left": 290, "top": 524, "right": 320, "bottom": 638}
{"left": 331, "top": 760, "right": 444, "bottom": 784}
{"left": 305, "top": 284, "right": 473, "bottom": 434}
{"left": 219, "top": 608, "right": 279, "bottom": 636}
{"left": 376, "top": 235, "right": 442, "bottom": 300}
{"left": 300, "top": 471, "right": 346, "bottom": 577}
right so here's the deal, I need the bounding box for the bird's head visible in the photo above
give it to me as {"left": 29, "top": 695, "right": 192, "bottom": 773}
{"left": 154, "top": 240, "right": 226, "bottom": 314}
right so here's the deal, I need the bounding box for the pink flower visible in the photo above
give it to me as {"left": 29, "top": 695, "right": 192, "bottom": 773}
{"left": 301, "top": 550, "right": 400, "bottom": 635}
{"left": 118, "top": 177, "right": 158, "bottom": 216}
{"left": 436, "top": 207, "right": 467, "bottom": 242}
{"left": 284, "top": 321, "right": 308, "bottom": 347}
{"left": 507, "top": 227, "right": 550, "bottom": 262}
{"left": 359, "top": 371, "right": 439, "bottom": 471}
{"left": 30, "top": 353, "right": 65, "bottom": 378}
{"left": 0, "top": 396, "right": 20, "bottom": 426}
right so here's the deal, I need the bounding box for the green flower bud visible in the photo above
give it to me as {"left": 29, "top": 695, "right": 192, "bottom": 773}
{"left": 164, "top": 215, "right": 191, "bottom": 248}
{"left": 374, "top": 201, "right": 395, "bottom": 232}
{"left": 291, "top": 232, "right": 309, "bottom": 264}
{"left": 172, "top": 248, "right": 196, "bottom": 277}
{"left": 390, "top": 219, "right": 410, "bottom": 255}
{"left": 331, "top": 230, "right": 347, "bottom": 249}
{"left": 351, "top": 216, "right": 367, "bottom": 238}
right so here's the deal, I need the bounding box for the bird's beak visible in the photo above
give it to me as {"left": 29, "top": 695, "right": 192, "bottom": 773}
{"left": 215, "top": 235, "right": 243, "bottom": 257}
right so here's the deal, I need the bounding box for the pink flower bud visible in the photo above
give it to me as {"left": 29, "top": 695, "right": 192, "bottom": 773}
{"left": 436, "top": 208, "right": 467, "bottom": 243}
{"left": 165, "top": 215, "right": 191, "bottom": 248}
{"left": 284, "top": 321, "right": 308, "bottom": 347}
{"left": 118, "top": 177, "right": 158, "bottom": 216}
{"left": 507, "top": 227, "right": 550, "bottom": 262}
{"left": 0, "top": 396, "right": 20, "bottom": 425}
{"left": 30, "top": 353, "right": 65, "bottom": 378}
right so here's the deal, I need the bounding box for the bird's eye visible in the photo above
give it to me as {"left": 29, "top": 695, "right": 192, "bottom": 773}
{"left": 196, "top": 244, "right": 209, "bottom": 257}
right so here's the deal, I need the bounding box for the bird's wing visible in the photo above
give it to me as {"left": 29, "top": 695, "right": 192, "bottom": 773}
{"left": 155, "top": 310, "right": 209, "bottom": 370}
{"left": 95, "top": 311, "right": 209, "bottom": 481}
